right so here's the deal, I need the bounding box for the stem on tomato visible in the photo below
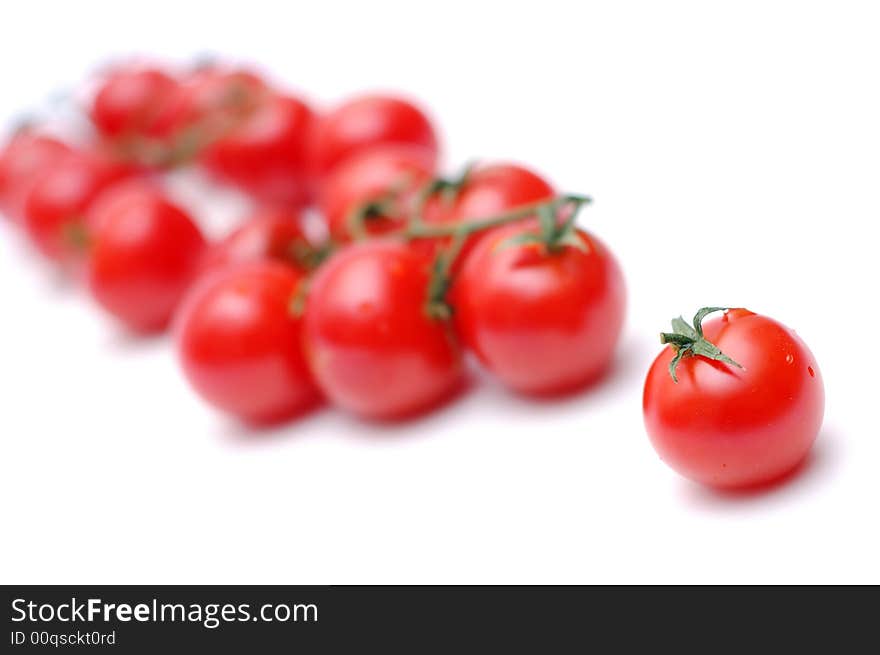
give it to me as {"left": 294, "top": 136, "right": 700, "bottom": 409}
{"left": 660, "top": 307, "right": 744, "bottom": 382}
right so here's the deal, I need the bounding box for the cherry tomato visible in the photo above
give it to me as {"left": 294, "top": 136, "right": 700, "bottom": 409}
{"left": 418, "top": 163, "right": 555, "bottom": 263}
{"left": 90, "top": 67, "right": 179, "bottom": 138}
{"left": 318, "top": 144, "right": 435, "bottom": 242}
{"left": 147, "top": 67, "right": 269, "bottom": 141}
{"left": 201, "top": 205, "right": 310, "bottom": 273}
{"left": 310, "top": 94, "right": 439, "bottom": 179}
{"left": 86, "top": 188, "right": 206, "bottom": 332}
{"left": 643, "top": 308, "right": 824, "bottom": 489}
{"left": 175, "top": 261, "right": 321, "bottom": 424}
{"left": 199, "top": 94, "right": 315, "bottom": 206}
{"left": 303, "top": 240, "right": 463, "bottom": 419}
{"left": 22, "top": 151, "right": 134, "bottom": 261}
{"left": 0, "top": 131, "right": 71, "bottom": 222}
{"left": 451, "top": 220, "right": 626, "bottom": 394}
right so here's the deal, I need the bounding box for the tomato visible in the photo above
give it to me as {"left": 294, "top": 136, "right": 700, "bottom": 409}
{"left": 199, "top": 94, "right": 315, "bottom": 206}
{"left": 318, "top": 144, "right": 435, "bottom": 242}
{"left": 418, "top": 163, "right": 555, "bottom": 263}
{"left": 147, "top": 67, "right": 268, "bottom": 141}
{"left": 303, "top": 240, "right": 463, "bottom": 419}
{"left": 86, "top": 188, "right": 206, "bottom": 332}
{"left": 201, "top": 205, "right": 310, "bottom": 273}
{"left": 90, "top": 67, "right": 179, "bottom": 138}
{"left": 0, "top": 131, "right": 71, "bottom": 222}
{"left": 643, "top": 308, "right": 825, "bottom": 489}
{"left": 433, "top": 163, "right": 555, "bottom": 225}
{"left": 175, "top": 261, "right": 321, "bottom": 424}
{"left": 451, "top": 219, "right": 626, "bottom": 394}
{"left": 22, "top": 151, "right": 134, "bottom": 261}
{"left": 310, "top": 94, "right": 439, "bottom": 180}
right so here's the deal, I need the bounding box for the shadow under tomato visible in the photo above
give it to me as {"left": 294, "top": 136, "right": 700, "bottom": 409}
{"left": 218, "top": 399, "right": 329, "bottom": 445}
{"left": 338, "top": 372, "right": 477, "bottom": 440}
{"left": 677, "top": 428, "right": 842, "bottom": 510}
{"left": 486, "top": 333, "right": 653, "bottom": 411}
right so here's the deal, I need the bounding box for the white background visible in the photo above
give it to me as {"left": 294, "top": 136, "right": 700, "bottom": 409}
{"left": 1, "top": 1, "right": 877, "bottom": 584}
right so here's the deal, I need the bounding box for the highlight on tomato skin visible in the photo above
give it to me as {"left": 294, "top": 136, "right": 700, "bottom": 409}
{"left": 174, "top": 261, "right": 322, "bottom": 425}
{"left": 302, "top": 239, "right": 464, "bottom": 421}
{"left": 450, "top": 219, "right": 626, "bottom": 396}
{"left": 642, "top": 308, "right": 825, "bottom": 489}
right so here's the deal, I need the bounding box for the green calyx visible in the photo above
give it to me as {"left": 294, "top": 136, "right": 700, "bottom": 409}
{"left": 417, "top": 193, "right": 592, "bottom": 321}
{"left": 660, "top": 307, "right": 743, "bottom": 383}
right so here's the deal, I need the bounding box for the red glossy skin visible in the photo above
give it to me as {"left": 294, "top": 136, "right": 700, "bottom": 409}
{"left": 22, "top": 152, "right": 133, "bottom": 261}
{"left": 311, "top": 95, "right": 439, "bottom": 179}
{"left": 643, "top": 309, "right": 825, "bottom": 489}
{"left": 175, "top": 262, "right": 321, "bottom": 424}
{"left": 91, "top": 68, "right": 179, "bottom": 138}
{"left": 451, "top": 221, "right": 626, "bottom": 395}
{"left": 201, "top": 206, "right": 308, "bottom": 273}
{"left": 0, "top": 133, "right": 72, "bottom": 222}
{"left": 200, "top": 94, "right": 315, "bottom": 206}
{"left": 418, "top": 163, "right": 556, "bottom": 263}
{"left": 318, "top": 144, "right": 436, "bottom": 242}
{"left": 86, "top": 191, "right": 206, "bottom": 332}
{"left": 303, "top": 240, "right": 463, "bottom": 419}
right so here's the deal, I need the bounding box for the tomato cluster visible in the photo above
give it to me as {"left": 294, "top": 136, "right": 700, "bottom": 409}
{"left": 1, "top": 59, "right": 824, "bottom": 491}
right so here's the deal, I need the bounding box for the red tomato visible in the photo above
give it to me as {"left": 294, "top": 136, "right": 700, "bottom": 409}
{"left": 643, "top": 308, "right": 824, "bottom": 489}
{"left": 303, "top": 240, "right": 463, "bottom": 419}
{"left": 318, "top": 144, "right": 436, "bottom": 242}
{"left": 86, "top": 189, "right": 206, "bottom": 332}
{"left": 418, "top": 163, "right": 555, "bottom": 263}
{"left": 201, "top": 206, "right": 309, "bottom": 273}
{"left": 434, "top": 163, "right": 555, "bottom": 225}
{"left": 310, "top": 94, "right": 439, "bottom": 179}
{"left": 199, "top": 94, "right": 315, "bottom": 206}
{"left": 175, "top": 261, "right": 321, "bottom": 424}
{"left": 147, "top": 67, "right": 269, "bottom": 140}
{"left": 22, "top": 151, "right": 133, "bottom": 261}
{"left": 91, "top": 67, "right": 179, "bottom": 138}
{"left": 0, "top": 132, "right": 71, "bottom": 222}
{"left": 451, "top": 220, "right": 626, "bottom": 394}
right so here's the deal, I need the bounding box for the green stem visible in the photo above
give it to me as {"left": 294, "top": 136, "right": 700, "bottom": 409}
{"left": 660, "top": 307, "right": 744, "bottom": 382}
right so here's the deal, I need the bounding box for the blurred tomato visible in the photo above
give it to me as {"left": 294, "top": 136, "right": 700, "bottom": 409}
{"left": 0, "top": 131, "right": 72, "bottom": 222}
{"left": 199, "top": 94, "right": 315, "bottom": 206}
{"left": 86, "top": 188, "right": 206, "bottom": 332}
{"left": 91, "top": 67, "right": 180, "bottom": 138}
{"left": 176, "top": 261, "right": 321, "bottom": 424}
{"left": 310, "top": 94, "right": 439, "bottom": 181}
{"left": 201, "top": 205, "right": 311, "bottom": 273}
{"left": 22, "top": 151, "right": 134, "bottom": 261}
{"left": 318, "top": 144, "right": 436, "bottom": 242}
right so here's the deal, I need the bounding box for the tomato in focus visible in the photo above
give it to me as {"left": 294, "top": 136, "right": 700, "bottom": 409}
{"left": 303, "top": 240, "right": 463, "bottom": 419}
{"left": 643, "top": 308, "right": 824, "bottom": 489}
{"left": 451, "top": 220, "right": 626, "bottom": 394}
{"left": 175, "top": 261, "right": 321, "bottom": 424}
